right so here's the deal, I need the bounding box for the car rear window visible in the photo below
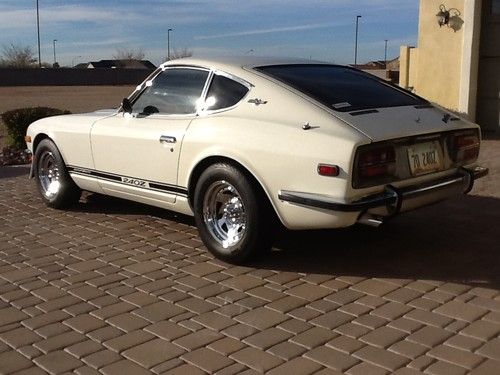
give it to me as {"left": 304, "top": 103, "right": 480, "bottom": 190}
{"left": 256, "top": 64, "right": 426, "bottom": 112}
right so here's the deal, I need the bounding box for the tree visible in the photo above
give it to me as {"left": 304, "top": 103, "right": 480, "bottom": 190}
{"left": 167, "top": 48, "right": 193, "bottom": 61}
{"left": 113, "top": 47, "right": 145, "bottom": 61}
{"left": 0, "top": 44, "right": 37, "bottom": 68}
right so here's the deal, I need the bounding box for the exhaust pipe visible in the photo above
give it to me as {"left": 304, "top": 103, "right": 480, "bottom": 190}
{"left": 358, "top": 213, "right": 384, "bottom": 227}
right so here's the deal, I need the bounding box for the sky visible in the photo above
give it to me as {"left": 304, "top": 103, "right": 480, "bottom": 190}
{"left": 0, "top": 0, "right": 420, "bottom": 67}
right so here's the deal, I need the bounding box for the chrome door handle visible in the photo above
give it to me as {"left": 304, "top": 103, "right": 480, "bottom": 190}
{"left": 159, "top": 135, "right": 176, "bottom": 144}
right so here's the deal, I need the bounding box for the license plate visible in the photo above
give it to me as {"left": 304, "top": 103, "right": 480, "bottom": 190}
{"left": 407, "top": 141, "right": 443, "bottom": 176}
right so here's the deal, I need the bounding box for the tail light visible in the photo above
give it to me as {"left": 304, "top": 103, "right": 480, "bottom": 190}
{"left": 449, "top": 131, "right": 480, "bottom": 164}
{"left": 354, "top": 145, "right": 396, "bottom": 188}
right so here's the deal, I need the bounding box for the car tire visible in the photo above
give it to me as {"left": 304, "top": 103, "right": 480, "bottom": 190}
{"left": 34, "top": 139, "right": 81, "bottom": 208}
{"left": 193, "top": 162, "right": 273, "bottom": 263}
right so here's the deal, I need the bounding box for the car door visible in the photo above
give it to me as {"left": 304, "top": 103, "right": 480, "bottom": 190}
{"left": 90, "top": 67, "right": 210, "bottom": 204}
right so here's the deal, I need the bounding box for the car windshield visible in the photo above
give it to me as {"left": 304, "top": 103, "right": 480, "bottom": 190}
{"left": 256, "top": 64, "right": 427, "bottom": 112}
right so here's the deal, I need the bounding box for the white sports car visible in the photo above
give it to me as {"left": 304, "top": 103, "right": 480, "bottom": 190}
{"left": 26, "top": 57, "right": 488, "bottom": 263}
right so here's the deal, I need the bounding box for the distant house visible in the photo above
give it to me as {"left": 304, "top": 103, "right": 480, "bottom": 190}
{"left": 354, "top": 60, "right": 386, "bottom": 70}
{"left": 86, "top": 59, "right": 156, "bottom": 69}
{"left": 351, "top": 57, "right": 399, "bottom": 71}
{"left": 386, "top": 57, "right": 400, "bottom": 71}
{"left": 351, "top": 57, "right": 400, "bottom": 83}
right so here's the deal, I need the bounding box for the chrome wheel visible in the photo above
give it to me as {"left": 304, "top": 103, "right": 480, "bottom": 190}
{"left": 37, "top": 151, "right": 61, "bottom": 198}
{"left": 203, "top": 180, "right": 247, "bottom": 250}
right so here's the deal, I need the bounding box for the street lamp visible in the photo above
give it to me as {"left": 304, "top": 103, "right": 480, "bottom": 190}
{"left": 384, "top": 39, "right": 388, "bottom": 68}
{"left": 53, "top": 39, "right": 58, "bottom": 66}
{"left": 354, "top": 15, "right": 362, "bottom": 68}
{"left": 36, "top": 0, "right": 41, "bottom": 68}
{"left": 167, "top": 28, "right": 173, "bottom": 60}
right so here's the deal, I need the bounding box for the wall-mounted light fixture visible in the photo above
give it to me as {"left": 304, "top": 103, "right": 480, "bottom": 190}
{"left": 436, "top": 4, "right": 462, "bottom": 31}
{"left": 436, "top": 4, "right": 450, "bottom": 27}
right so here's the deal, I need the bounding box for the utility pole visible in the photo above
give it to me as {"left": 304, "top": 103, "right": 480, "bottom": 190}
{"left": 167, "top": 28, "right": 173, "bottom": 60}
{"left": 36, "top": 0, "right": 41, "bottom": 68}
{"left": 53, "top": 39, "right": 57, "bottom": 65}
{"left": 384, "top": 39, "right": 388, "bottom": 68}
{"left": 354, "top": 15, "right": 362, "bottom": 68}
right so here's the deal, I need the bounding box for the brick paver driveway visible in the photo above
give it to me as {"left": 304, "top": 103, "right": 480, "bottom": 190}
{"left": 1, "top": 141, "right": 499, "bottom": 374}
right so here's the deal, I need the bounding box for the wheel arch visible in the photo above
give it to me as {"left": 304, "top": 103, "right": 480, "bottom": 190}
{"left": 30, "top": 133, "right": 71, "bottom": 179}
{"left": 29, "top": 133, "right": 50, "bottom": 178}
{"left": 31, "top": 133, "right": 82, "bottom": 207}
{"left": 33, "top": 133, "right": 50, "bottom": 152}
{"left": 187, "top": 155, "right": 284, "bottom": 225}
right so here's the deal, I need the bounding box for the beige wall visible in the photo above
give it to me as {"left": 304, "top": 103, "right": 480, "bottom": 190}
{"left": 399, "top": 46, "right": 418, "bottom": 90}
{"left": 400, "top": 0, "right": 483, "bottom": 121}
{"left": 416, "top": 0, "right": 465, "bottom": 110}
{"left": 409, "top": 47, "right": 419, "bottom": 90}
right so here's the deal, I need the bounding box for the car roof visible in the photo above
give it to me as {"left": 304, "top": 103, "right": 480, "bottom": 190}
{"left": 160, "top": 56, "right": 333, "bottom": 72}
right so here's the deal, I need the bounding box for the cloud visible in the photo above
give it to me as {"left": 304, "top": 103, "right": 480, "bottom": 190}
{"left": 0, "top": 4, "right": 201, "bottom": 30}
{"left": 70, "top": 39, "right": 138, "bottom": 47}
{"left": 0, "top": 5, "right": 132, "bottom": 29}
{"left": 195, "top": 22, "right": 348, "bottom": 40}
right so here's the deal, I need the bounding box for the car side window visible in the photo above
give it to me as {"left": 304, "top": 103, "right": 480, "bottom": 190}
{"left": 204, "top": 74, "right": 249, "bottom": 111}
{"left": 133, "top": 68, "right": 209, "bottom": 115}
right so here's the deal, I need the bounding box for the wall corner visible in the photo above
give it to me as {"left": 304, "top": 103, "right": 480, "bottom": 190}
{"left": 459, "top": 0, "right": 482, "bottom": 120}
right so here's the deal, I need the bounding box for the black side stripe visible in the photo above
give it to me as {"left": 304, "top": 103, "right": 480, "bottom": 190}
{"left": 148, "top": 183, "right": 187, "bottom": 195}
{"left": 67, "top": 166, "right": 188, "bottom": 196}
{"left": 89, "top": 170, "right": 121, "bottom": 182}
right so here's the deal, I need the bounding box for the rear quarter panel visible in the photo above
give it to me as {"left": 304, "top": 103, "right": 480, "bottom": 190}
{"left": 178, "top": 83, "right": 368, "bottom": 229}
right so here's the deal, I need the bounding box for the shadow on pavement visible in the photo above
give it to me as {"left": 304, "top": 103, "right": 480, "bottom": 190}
{"left": 73, "top": 192, "right": 196, "bottom": 226}
{"left": 0, "top": 165, "right": 30, "bottom": 179}
{"left": 483, "top": 132, "right": 500, "bottom": 141}
{"left": 5, "top": 159, "right": 498, "bottom": 288}
{"left": 253, "top": 194, "right": 500, "bottom": 289}
{"left": 75, "top": 190, "right": 500, "bottom": 289}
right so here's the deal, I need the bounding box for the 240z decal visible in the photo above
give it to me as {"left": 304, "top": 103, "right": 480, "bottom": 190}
{"left": 121, "top": 177, "right": 147, "bottom": 187}
{"left": 66, "top": 165, "right": 188, "bottom": 196}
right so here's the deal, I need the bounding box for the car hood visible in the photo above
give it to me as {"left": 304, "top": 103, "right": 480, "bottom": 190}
{"left": 27, "top": 109, "right": 119, "bottom": 141}
{"left": 333, "top": 105, "right": 478, "bottom": 142}
{"left": 61, "top": 108, "right": 118, "bottom": 119}
{"left": 32, "top": 109, "right": 117, "bottom": 126}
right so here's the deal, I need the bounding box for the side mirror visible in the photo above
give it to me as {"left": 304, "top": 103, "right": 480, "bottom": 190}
{"left": 142, "top": 106, "right": 159, "bottom": 115}
{"left": 121, "top": 98, "right": 132, "bottom": 114}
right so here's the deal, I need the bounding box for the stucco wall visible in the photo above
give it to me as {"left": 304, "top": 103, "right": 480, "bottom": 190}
{"left": 414, "top": 0, "right": 465, "bottom": 110}
{"left": 409, "top": 48, "right": 419, "bottom": 90}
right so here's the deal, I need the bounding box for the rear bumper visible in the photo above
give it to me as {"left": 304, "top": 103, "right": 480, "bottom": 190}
{"left": 278, "top": 166, "right": 489, "bottom": 216}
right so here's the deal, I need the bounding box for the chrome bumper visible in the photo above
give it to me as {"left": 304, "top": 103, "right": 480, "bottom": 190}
{"left": 278, "top": 166, "right": 489, "bottom": 216}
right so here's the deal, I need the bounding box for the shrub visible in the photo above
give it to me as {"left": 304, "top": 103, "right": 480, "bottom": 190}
{"left": 1, "top": 107, "right": 70, "bottom": 149}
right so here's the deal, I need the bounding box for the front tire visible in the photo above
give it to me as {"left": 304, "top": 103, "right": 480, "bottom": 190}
{"left": 194, "top": 163, "right": 273, "bottom": 263}
{"left": 34, "top": 139, "right": 81, "bottom": 208}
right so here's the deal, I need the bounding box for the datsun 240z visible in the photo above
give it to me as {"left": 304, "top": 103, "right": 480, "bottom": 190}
{"left": 25, "top": 57, "right": 489, "bottom": 263}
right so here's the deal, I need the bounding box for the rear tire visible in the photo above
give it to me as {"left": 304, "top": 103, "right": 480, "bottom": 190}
{"left": 34, "top": 139, "right": 81, "bottom": 208}
{"left": 193, "top": 163, "right": 273, "bottom": 264}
